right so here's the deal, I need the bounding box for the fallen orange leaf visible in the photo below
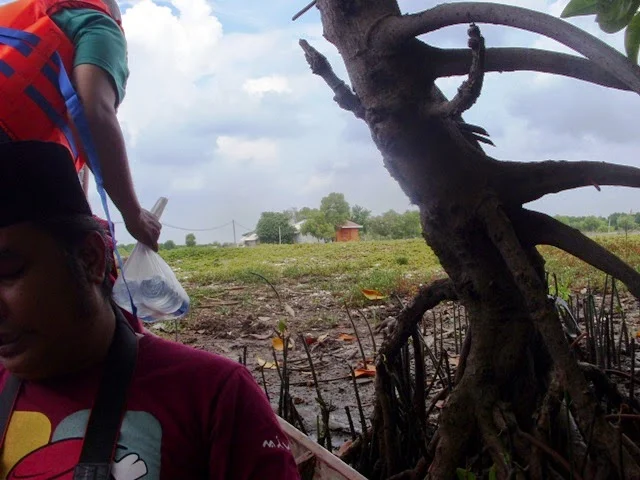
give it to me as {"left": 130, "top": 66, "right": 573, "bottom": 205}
{"left": 354, "top": 364, "right": 376, "bottom": 378}
{"left": 355, "top": 359, "right": 375, "bottom": 369}
{"left": 272, "top": 337, "right": 284, "bottom": 351}
{"left": 339, "top": 333, "right": 355, "bottom": 342}
{"left": 272, "top": 337, "right": 295, "bottom": 351}
{"left": 361, "top": 288, "right": 387, "bottom": 300}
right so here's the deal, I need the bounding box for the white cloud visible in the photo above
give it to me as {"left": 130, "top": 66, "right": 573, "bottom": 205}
{"left": 117, "top": 0, "right": 223, "bottom": 140}
{"left": 169, "top": 173, "right": 207, "bottom": 193}
{"left": 243, "top": 75, "right": 292, "bottom": 97}
{"left": 301, "top": 172, "right": 335, "bottom": 194}
{"left": 81, "top": 0, "right": 640, "bottom": 246}
{"left": 216, "top": 136, "right": 279, "bottom": 167}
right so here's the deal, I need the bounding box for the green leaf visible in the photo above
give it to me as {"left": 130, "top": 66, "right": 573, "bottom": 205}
{"left": 561, "top": 0, "right": 599, "bottom": 18}
{"left": 455, "top": 468, "right": 476, "bottom": 480}
{"left": 277, "top": 319, "right": 287, "bottom": 334}
{"left": 489, "top": 464, "right": 498, "bottom": 480}
{"left": 596, "top": 0, "right": 640, "bottom": 34}
{"left": 625, "top": 12, "right": 640, "bottom": 63}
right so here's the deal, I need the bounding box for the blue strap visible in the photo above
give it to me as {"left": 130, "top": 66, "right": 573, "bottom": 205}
{"left": 0, "top": 26, "right": 40, "bottom": 47}
{"left": 0, "top": 60, "right": 14, "bottom": 77}
{"left": 50, "top": 52, "right": 137, "bottom": 317}
{"left": 25, "top": 85, "right": 79, "bottom": 158}
{"left": 0, "top": 26, "right": 138, "bottom": 317}
{"left": 0, "top": 32, "right": 33, "bottom": 56}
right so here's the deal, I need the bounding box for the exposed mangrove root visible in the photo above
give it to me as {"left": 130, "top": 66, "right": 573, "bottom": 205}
{"left": 379, "top": 279, "right": 457, "bottom": 360}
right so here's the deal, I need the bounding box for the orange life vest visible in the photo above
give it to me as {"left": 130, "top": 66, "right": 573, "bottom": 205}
{"left": 0, "top": 0, "right": 123, "bottom": 172}
{"left": 0, "top": 0, "right": 139, "bottom": 320}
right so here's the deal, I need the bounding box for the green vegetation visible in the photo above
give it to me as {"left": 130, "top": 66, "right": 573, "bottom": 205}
{"left": 300, "top": 208, "right": 335, "bottom": 242}
{"left": 539, "top": 234, "right": 640, "bottom": 293}
{"left": 160, "top": 239, "right": 441, "bottom": 302}
{"left": 561, "top": 0, "right": 640, "bottom": 63}
{"left": 351, "top": 205, "right": 372, "bottom": 232}
{"left": 255, "top": 212, "right": 296, "bottom": 244}
{"left": 300, "top": 192, "right": 351, "bottom": 241}
{"left": 554, "top": 212, "right": 639, "bottom": 233}
{"left": 366, "top": 209, "right": 422, "bottom": 240}
{"left": 185, "top": 233, "right": 196, "bottom": 247}
{"left": 284, "top": 192, "right": 423, "bottom": 241}
{"left": 132, "top": 234, "right": 640, "bottom": 304}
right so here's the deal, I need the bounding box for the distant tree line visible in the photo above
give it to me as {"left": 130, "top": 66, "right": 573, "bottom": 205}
{"left": 117, "top": 209, "right": 637, "bottom": 252}
{"left": 117, "top": 232, "right": 233, "bottom": 252}
{"left": 254, "top": 192, "right": 423, "bottom": 244}
{"left": 554, "top": 212, "right": 639, "bottom": 234}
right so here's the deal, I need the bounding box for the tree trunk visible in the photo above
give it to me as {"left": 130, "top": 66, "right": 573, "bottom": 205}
{"left": 299, "top": 0, "right": 640, "bottom": 478}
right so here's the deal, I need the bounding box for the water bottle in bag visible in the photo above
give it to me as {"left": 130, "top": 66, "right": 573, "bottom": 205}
{"left": 112, "top": 197, "right": 190, "bottom": 322}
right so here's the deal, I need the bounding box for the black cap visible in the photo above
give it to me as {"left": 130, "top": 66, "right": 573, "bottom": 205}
{"left": 0, "top": 141, "right": 92, "bottom": 228}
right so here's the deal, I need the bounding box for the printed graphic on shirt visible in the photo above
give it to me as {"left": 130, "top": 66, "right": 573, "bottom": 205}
{"left": 0, "top": 411, "right": 51, "bottom": 476}
{"left": 1, "top": 409, "right": 162, "bottom": 479}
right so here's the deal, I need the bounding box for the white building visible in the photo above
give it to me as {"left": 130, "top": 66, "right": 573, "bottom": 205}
{"left": 293, "top": 220, "right": 325, "bottom": 244}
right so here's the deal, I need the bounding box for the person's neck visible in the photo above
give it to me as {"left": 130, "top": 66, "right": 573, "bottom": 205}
{"left": 82, "top": 301, "right": 117, "bottom": 365}
{"left": 51, "top": 301, "right": 117, "bottom": 381}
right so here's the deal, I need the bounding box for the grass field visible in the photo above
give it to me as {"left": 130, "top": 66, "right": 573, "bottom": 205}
{"left": 129, "top": 234, "right": 640, "bottom": 304}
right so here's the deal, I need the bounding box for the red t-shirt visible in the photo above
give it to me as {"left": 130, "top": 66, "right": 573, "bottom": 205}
{"left": 0, "top": 333, "right": 301, "bottom": 479}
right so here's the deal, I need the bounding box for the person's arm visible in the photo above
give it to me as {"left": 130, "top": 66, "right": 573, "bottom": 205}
{"left": 209, "top": 367, "right": 301, "bottom": 479}
{"left": 72, "top": 66, "right": 160, "bottom": 250}
{"left": 72, "top": 65, "right": 139, "bottom": 217}
{"left": 57, "top": 9, "right": 161, "bottom": 250}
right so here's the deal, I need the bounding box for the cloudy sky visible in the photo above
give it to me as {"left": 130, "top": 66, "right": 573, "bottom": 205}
{"left": 82, "top": 0, "right": 639, "bottom": 245}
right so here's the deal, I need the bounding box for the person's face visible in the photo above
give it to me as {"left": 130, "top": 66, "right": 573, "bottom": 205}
{"left": 0, "top": 223, "right": 105, "bottom": 380}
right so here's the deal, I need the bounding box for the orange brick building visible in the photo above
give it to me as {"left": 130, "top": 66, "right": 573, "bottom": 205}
{"left": 335, "top": 220, "right": 363, "bottom": 242}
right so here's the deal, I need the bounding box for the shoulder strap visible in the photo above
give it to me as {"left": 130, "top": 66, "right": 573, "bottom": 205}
{"left": 74, "top": 309, "right": 138, "bottom": 479}
{"left": 0, "top": 375, "right": 21, "bottom": 447}
{"left": 0, "top": 309, "right": 138, "bottom": 478}
{"left": 42, "top": 0, "right": 123, "bottom": 28}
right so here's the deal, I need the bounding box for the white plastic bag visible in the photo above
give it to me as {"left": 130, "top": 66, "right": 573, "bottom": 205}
{"left": 112, "top": 197, "right": 190, "bottom": 323}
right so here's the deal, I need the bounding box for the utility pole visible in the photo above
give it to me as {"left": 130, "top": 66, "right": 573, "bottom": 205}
{"left": 279, "top": 226, "right": 282, "bottom": 244}
{"left": 232, "top": 220, "right": 237, "bottom": 246}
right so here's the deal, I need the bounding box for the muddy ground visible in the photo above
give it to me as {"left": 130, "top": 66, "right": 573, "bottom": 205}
{"left": 150, "top": 281, "right": 640, "bottom": 455}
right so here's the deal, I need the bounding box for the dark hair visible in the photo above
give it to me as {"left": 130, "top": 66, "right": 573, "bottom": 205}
{"left": 33, "top": 215, "right": 115, "bottom": 299}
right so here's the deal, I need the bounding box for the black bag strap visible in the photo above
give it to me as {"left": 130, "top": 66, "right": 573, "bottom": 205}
{"left": 0, "top": 308, "right": 138, "bottom": 480}
{"left": 75, "top": 309, "right": 138, "bottom": 478}
{"left": 0, "top": 375, "right": 21, "bottom": 446}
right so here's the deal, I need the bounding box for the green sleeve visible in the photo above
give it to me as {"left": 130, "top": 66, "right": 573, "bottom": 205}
{"left": 50, "top": 9, "right": 130, "bottom": 106}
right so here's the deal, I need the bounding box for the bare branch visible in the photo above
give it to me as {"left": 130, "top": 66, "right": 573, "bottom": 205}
{"left": 512, "top": 209, "right": 640, "bottom": 300}
{"left": 429, "top": 24, "right": 485, "bottom": 118}
{"left": 496, "top": 160, "right": 640, "bottom": 205}
{"left": 432, "top": 47, "right": 630, "bottom": 91}
{"left": 379, "top": 279, "right": 456, "bottom": 360}
{"left": 299, "top": 39, "right": 366, "bottom": 119}
{"left": 292, "top": 0, "right": 316, "bottom": 21}
{"left": 373, "top": 2, "right": 640, "bottom": 94}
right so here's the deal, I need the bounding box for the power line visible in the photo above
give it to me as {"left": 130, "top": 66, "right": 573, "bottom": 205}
{"left": 161, "top": 221, "right": 232, "bottom": 232}
{"left": 235, "top": 222, "right": 253, "bottom": 232}
{"left": 112, "top": 220, "right": 252, "bottom": 233}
